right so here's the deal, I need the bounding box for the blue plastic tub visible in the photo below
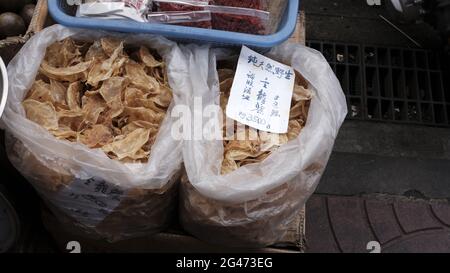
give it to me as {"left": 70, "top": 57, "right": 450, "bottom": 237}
{"left": 48, "top": 0, "right": 299, "bottom": 48}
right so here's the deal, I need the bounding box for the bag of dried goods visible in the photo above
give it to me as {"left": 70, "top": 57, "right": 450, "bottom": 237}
{"left": 178, "top": 44, "right": 347, "bottom": 247}
{"left": 1, "top": 25, "right": 186, "bottom": 241}
{"left": 154, "top": 0, "right": 285, "bottom": 34}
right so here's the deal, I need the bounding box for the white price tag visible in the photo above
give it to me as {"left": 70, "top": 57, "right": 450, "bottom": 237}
{"left": 226, "top": 46, "right": 295, "bottom": 134}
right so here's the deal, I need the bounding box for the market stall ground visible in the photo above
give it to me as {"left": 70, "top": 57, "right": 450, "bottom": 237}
{"left": 2, "top": 0, "right": 450, "bottom": 253}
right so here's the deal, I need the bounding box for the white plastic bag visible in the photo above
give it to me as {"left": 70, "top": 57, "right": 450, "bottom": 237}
{"left": 1, "top": 25, "right": 186, "bottom": 241}
{"left": 179, "top": 43, "right": 347, "bottom": 247}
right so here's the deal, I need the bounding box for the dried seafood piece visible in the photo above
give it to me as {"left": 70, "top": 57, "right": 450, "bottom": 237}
{"left": 87, "top": 41, "right": 125, "bottom": 87}
{"left": 138, "top": 46, "right": 164, "bottom": 68}
{"left": 123, "top": 107, "right": 165, "bottom": 124}
{"left": 22, "top": 38, "right": 173, "bottom": 163}
{"left": 26, "top": 80, "right": 53, "bottom": 104}
{"left": 66, "top": 81, "right": 82, "bottom": 111}
{"left": 85, "top": 41, "right": 108, "bottom": 61}
{"left": 101, "top": 38, "right": 123, "bottom": 57}
{"left": 78, "top": 124, "right": 114, "bottom": 148}
{"left": 40, "top": 61, "right": 92, "bottom": 83}
{"left": 124, "top": 87, "right": 146, "bottom": 107}
{"left": 125, "top": 61, "right": 160, "bottom": 93}
{"left": 81, "top": 94, "right": 107, "bottom": 126}
{"left": 102, "top": 128, "right": 151, "bottom": 160}
{"left": 50, "top": 126, "right": 78, "bottom": 141}
{"left": 219, "top": 68, "right": 313, "bottom": 174}
{"left": 22, "top": 99, "right": 59, "bottom": 131}
{"left": 259, "top": 131, "right": 288, "bottom": 152}
{"left": 45, "top": 38, "right": 82, "bottom": 68}
{"left": 148, "top": 85, "right": 173, "bottom": 109}
{"left": 49, "top": 80, "right": 67, "bottom": 106}
{"left": 293, "top": 85, "right": 313, "bottom": 102}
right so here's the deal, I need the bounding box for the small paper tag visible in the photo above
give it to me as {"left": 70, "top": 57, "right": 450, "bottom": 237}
{"left": 226, "top": 46, "right": 295, "bottom": 134}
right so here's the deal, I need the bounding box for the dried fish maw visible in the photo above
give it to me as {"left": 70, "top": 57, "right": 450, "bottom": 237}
{"left": 87, "top": 42, "right": 125, "bottom": 87}
{"left": 66, "top": 81, "right": 82, "bottom": 111}
{"left": 40, "top": 61, "right": 91, "bottom": 83}
{"left": 123, "top": 107, "right": 165, "bottom": 124}
{"left": 293, "top": 84, "right": 313, "bottom": 102}
{"left": 138, "top": 46, "right": 163, "bottom": 68}
{"left": 85, "top": 41, "right": 107, "bottom": 61}
{"left": 287, "top": 120, "right": 302, "bottom": 141}
{"left": 81, "top": 94, "right": 107, "bottom": 125}
{"left": 49, "top": 80, "right": 67, "bottom": 106}
{"left": 26, "top": 80, "right": 53, "bottom": 104}
{"left": 22, "top": 99, "right": 58, "bottom": 130}
{"left": 50, "top": 126, "right": 78, "bottom": 141}
{"left": 78, "top": 124, "right": 113, "bottom": 148}
{"left": 121, "top": 120, "right": 159, "bottom": 135}
{"left": 102, "top": 128, "right": 150, "bottom": 160}
{"left": 259, "top": 131, "right": 288, "bottom": 152}
{"left": 101, "top": 38, "right": 123, "bottom": 57}
{"left": 99, "top": 77, "right": 128, "bottom": 103}
{"left": 45, "top": 38, "right": 82, "bottom": 68}
{"left": 124, "top": 87, "right": 146, "bottom": 107}
{"left": 58, "top": 110, "right": 84, "bottom": 132}
{"left": 221, "top": 156, "right": 239, "bottom": 175}
{"left": 125, "top": 62, "right": 160, "bottom": 93}
{"left": 147, "top": 85, "right": 172, "bottom": 109}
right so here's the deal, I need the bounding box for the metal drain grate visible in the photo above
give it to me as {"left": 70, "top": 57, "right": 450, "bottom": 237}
{"left": 306, "top": 41, "right": 450, "bottom": 127}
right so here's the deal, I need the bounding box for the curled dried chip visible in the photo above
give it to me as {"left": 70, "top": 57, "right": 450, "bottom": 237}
{"left": 124, "top": 87, "right": 146, "bottom": 107}
{"left": 66, "top": 81, "right": 82, "bottom": 111}
{"left": 259, "top": 131, "right": 288, "bottom": 152}
{"left": 121, "top": 121, "right": 158, "bottom": 135}
{"left": 148, "top": 85, "right": 173, "bottom": 109}
{"left": 139, "top": 46, "right": 163, "bottom": 68}
{"left": 50, "top": 80, "right": 67, "bottom": 106}
{"left": 26, "top": 80, "right": 53, "bottom": 104}
{"left": 101, "top": 38, "right": 123, "bottom": 57}
{"left": 23, "top": 38, "right": 173, "bottom": 164}
{"left": 78, "top": 124, "right": 113, "bottom": 148}
{"left": 125, "top": 62, "right": 160, "bottom": 93}
{"left": 40, "top": 61, "right": 92, "bottom": 83}
{"left": 293, "top": 85, "right": 313, "bottom": 102}
{"left": 99, "top": 77, "right": 128, "bottom": 103}
{"left": 102, "top": 128, "right": 150, "bottom": 160}
{"left": 50, "top": 126, "right": 78, "bottom": 141}
{"left": 81, "top": 94, "right": 107, "bottom": 126}
{"left": 287, "top": 120, "right": 302, "bottom": 141}
{"left": 221, "top": 157, "right": 239, "bottom": 175}
{"left": 123, "top": 107, "right": 165, "bottom": 124}
{"left": 45, "top": 38, "right": 82, "bottom": 68}
{"left": 87, "top": 42, "right": 125, "bottom": 87}
{"left": 85, "top": 41, "right": 108, "bottom": 61}
{"left": 220, "top": 70, "right": 313, "bottom": 174}
{"left": 23, "top": 99, "right": 59, "bottom": 130}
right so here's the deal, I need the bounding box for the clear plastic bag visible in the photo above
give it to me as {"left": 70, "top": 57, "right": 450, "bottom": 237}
{"left": 154, "top": 0, "right": 276, "bottom": 34}
{"left": 76, "top": 0, "right": 152, "bottom": 22}
{"left": 178, "top": 43, "right": 348, "bottom": 247}
{"left": 1, "top": 25, "right": 186, "bottom": 242}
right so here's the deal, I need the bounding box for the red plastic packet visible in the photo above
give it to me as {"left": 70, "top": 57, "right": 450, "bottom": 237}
{"left": 154, "top": 0, "right": 212, "bottom": 28}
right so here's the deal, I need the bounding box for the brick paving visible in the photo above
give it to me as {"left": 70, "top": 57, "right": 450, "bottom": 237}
{"left": 305, "top": 195, "right": 450, "bottom": 253}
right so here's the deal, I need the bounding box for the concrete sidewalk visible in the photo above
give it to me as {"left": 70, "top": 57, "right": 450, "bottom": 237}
{"left": 305, "top": 194, "right": 450, "bottom": 253}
